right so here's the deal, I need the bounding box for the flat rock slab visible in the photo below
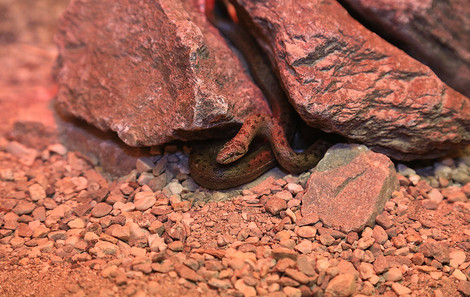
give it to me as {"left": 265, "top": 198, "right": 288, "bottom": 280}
{"left": 232, "top": 0, "right": 470, "bottom": 160}
{"left": 301, "top": 144, "right": 398, "bottom": 232}
{"left": 55, "top": 0, "right": 269, "bottom": 147}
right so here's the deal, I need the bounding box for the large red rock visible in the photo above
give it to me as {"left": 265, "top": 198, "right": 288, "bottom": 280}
{"left": 231, "top": 0, "right": 470, "bottom": 160}
{"left": 300, "top": 144, "right": 398, "bottom": 232}
{"left": 55, "top": 0, "right": 270, "bottom": 147}
{"left": 340, "top": 0, "right": 470, "bottom": 98}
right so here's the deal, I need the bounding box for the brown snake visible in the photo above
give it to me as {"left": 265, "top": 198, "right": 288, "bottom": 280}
{"left": 189, "top": 3, "right": 330, "bottom": 190}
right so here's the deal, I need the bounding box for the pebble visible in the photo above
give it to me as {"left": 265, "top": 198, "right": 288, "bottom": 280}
{"left": 28, "top": 183, "right": 46, "bottom": 201}
{"left": 383, "top": 267, "right": 403, "bottom": 281}
{"left": 12, "top": 201, "right": 36, "bottom": 215}
{"left": 134, "top": 192, "right": 156, "bottom": 211}
{"left": 449, "top": 250, "right": 467, "bottom": 268}
{"left": 264, "top": 197, "right": 287, "bottom": 215}
{"left": 91, "top": 203, "right": 113, "bottom": 218}
{"left": 296, "top": 226, "right": 316, "bottom": 238}
{"left": 391, "top": 283, "right": 411, "bottom": 295}
{"left": 324, "top": 273, "right": 356, "bottom": 297}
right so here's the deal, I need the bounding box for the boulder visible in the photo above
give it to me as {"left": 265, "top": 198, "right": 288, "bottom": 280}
{"left": 55, "top": 0, "right": 270, "bottom": 147}
{"left": 231, "top": 0, "right": 470, "bottom": 160}
{"left": 340, "top": 0, "right": 470, "bottom": 98}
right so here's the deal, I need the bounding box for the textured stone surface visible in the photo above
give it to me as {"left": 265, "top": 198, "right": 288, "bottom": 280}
{"left": 301, "top": 144, "right": 398, "bottom": 232}
{"left": 231, "top": 0, "right": 470, "bottom": 160}
{"left": 341, "top": 0, "right": 470, "bottom": 98}
{"left": 55, "top": 0, "right": 269, "bottom": 147}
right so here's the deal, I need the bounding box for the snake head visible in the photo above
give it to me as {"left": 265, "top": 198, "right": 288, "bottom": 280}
{"left": 216, "top": 139, "right": 248, "bottom": 164}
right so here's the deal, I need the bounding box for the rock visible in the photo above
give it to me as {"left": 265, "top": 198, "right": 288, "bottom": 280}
{"left": 91, "top": 203, "right": 112, "bottom": 218}
{"left": 375, "top": 213, "right": 394, "bottom": 229}
{"left": 28, "top": 184, "right": 46, "bottom": 201}
{"left": 340, "top": 0, "right": 470, "bottom": 98}
{"left": 17, "top": 223, "right": 33, "bottom": 238}
{"left": 174, "top": 263, "right": 202, "bottom": 282}
{"left": 234, "top": 279, "right": 256, "bottom": 297}
{"left": 264, "top": 197, "right": 287, "bottom": 215}
{"left": 231, "top": 0, "right": 470, "bottom": 160}
{"left": 302, "top": 144, "right": 398, "bottom": 232}
{"left": 134, "top": 191, "right": 156, "bottom": 211}
{"left": 383, "top": 267, "right": 403, "bottom": 282}
{"left": 12, "top": 201, "right": 36, "bottom": 215}
{"left": 272, "top": 247, "right": 298, "bottom": 261}
{"left": 57, "top": 118, "right": 145, "bottom": 177}
{"left": 419, "top": 240, "right": 451, "bottom": 264}
{"left": 372, "top": 225, "right": 388, "bottom": 245}
{"left": 450, "top": 250, "right": 467, "bottom": 268}
{"left": 297, "top": 255, "right": 316, "bottom": 277}
{"left": 207, "top": 278, "right": 233, "bottom": 290}
{"left": 324, "top": 273, "right": 357, "bottom": 297}
{"left": 458, "top": 281, "right": 470, "bottom": 296}
{"left": 452, "top": 269, "right": 468, "bottom": 281}
{"left": 67, "top": 218, "right": 85, "bottom": 229}
{"left": 283, "top": 286, "right": 302, "bottom": 297}
{"left": 358, "top": 262, "right": 375, "bottom": 280}
{"left": 94, "top": 241, "right": 119, "bottom": 258}
{"left": 391, "top": 283, "right": 412, "bottom": 295}
{"left": 284, "top": 268, "right": 311, "bottom": 284}
{"left": 55, "top": 0, "right": 270, "bottom": 148}
{"left": 6, "top": 141, "right": 37, "bottom": 166}
{"left": 47, "top": 143, "right": 67, "bottom": 155}
{"left": 296, "top": 226, "right": 316, "bottom": 238}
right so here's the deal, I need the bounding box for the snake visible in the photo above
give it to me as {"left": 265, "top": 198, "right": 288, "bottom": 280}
{"left": 189, "top": 1, "right": 330, "bottom": 190}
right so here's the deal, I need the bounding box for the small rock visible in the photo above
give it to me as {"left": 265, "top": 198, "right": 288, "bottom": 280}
{"left": 419, "top": 240, "right": 451, "bottom": 264}
{"left": 272, "top": 247, "right": 298, "bottom": 261}
{"left": 391, "top": 283, "right": 411, "bottom": 295}
{"left": 452, "top": 269, "right": 468, "bottom": 281}
{"left": 358, "top": 262, "right": 375, "bottom": 280}
{"left": 383, "top": 267, "right": 403, "bottom": 281}
{"left": 174, "top": 263, "right": 202, "bottom": 282}
{"left": 372, "top": 225, "right": 388, "bottom": 244}
{"left": 28, "top": 184, "right": 46, "bottom": 201}
{"left": 296, "top": 226, "right": 316, "bottom": 238}
{"left": 319, "top": 233, "right": 335, "bottom": 246}
{"left": 295, "top": 240, "right": 313, "bottom": 254}
{"left": 134, "top": 191, "right": 156, "bottom": 211}
{"left": 265, "top": 197, "right": 287, "bottom": 215}
{"left": 67, "top": 218, "right": 85, "bottom": 229}
{"left": 324, "top": 273, "right": 356, "bottom": 297}
{"left": 427, "top": 188, "right": 444, "bottom": 203}
{"left": 234, "top": 279, "right": 256, "bottom": 297}
{"left": 458, "top": 281, "right": 470, "bottom": 296}
{"left": 47, "top": 143, "right": 67, "bottom": 155}
{"left": 91, "top": 203, "right": 112, "bottom": 218}
{"left": 208, "top": 278, "right": 233, "bottom": 290}
{"left": 357, "top": 237, "right": 375, "bottom": 250}
{"left": 283, "top": 286, "right": 302, "bottom": 297}
{"left": 450, "top": 250, "right": 467, "bottom": 268}
{"left": 12, "top": 201, "right": 36, "bottom": 215}
{"left": 302, "top": 144, "right": 397, "bottom": 233}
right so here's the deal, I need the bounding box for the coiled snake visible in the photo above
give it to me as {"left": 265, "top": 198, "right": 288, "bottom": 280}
{"left": 189, "top": 3, "right": 330, "bottom": 190}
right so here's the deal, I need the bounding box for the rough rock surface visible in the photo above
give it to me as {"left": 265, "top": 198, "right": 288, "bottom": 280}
{"left": 55, "top": 0, "right": 270, "bottom": 147}
{"left": 232, "top": 0, "right": 470, "bottom": 160}
{"left": 301, "top": 144, "right": 398, "bottom": 232}
{"left": 340, "top": 0, "right": 470, "bottom": 98}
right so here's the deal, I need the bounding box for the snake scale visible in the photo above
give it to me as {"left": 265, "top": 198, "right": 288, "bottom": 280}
{"left": 189, "top": 2, "right": 330, "bottom": 190}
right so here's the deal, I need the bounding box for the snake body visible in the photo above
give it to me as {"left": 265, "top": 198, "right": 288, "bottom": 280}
{"left": 189, "top": 5, "right": 330, "bottom": 190}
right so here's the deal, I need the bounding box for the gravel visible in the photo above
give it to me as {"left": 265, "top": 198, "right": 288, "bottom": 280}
{"left": 0, "top": 136, "right": 469, "bottom": 296}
